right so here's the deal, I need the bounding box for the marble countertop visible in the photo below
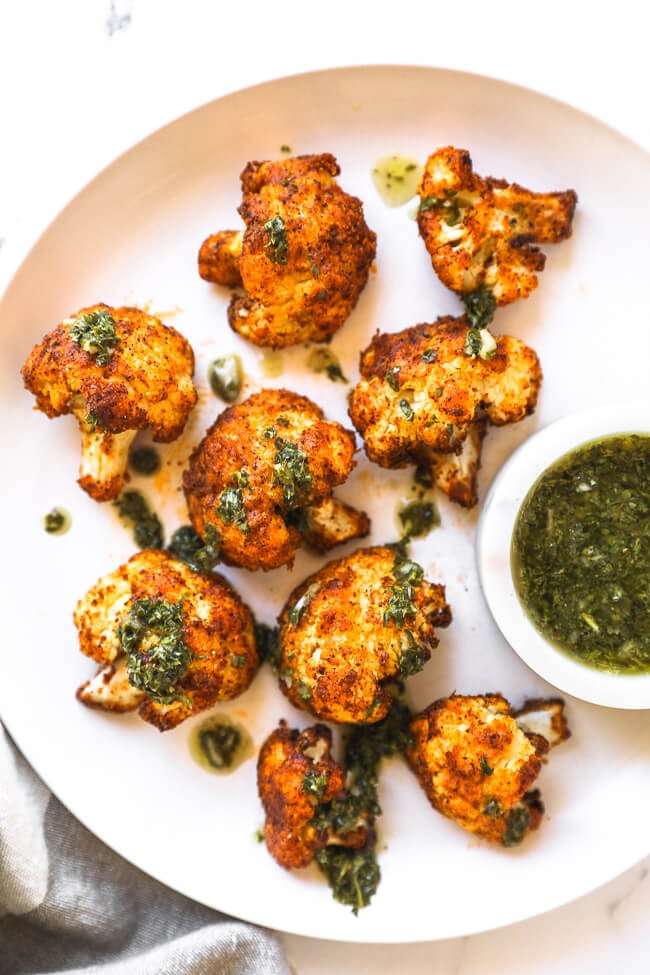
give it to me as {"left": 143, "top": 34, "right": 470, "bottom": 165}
{"left": 2, "top": 2, "right": 649, "bottom": 972}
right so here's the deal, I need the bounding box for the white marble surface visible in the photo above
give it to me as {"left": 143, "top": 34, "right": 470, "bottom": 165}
{"left": 2, "top": 2, "right": 649, "bottom": 971}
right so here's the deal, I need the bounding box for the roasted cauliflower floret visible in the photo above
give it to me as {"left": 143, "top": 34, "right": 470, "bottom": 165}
{"left": 348, "top": 316, "right": 542, "bottom": 507}
{"left": 198, "top": 153, "right": 376, "bottom": 348}
{"left": 21, "top": 304, "right": 197, "bottom": 501}
{"left": 182, "top": 388, "right": 369, "bottom": 572}
{"left": 277, "top": 546, "right": 452, "bottom": 724}
{"left": 417, "top": 146, "right": 577, "bottom": 308}
{"left": 257, "top": 722, "right": 370, "bottom": 870}
{"left": 405, "top": 694, "right": 570, "bottom": 846}
{"left": 74, "top": 549, "right": 258, "bottom": 731}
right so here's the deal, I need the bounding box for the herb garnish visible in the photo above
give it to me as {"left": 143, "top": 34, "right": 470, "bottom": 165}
{"left": 503, "top": 805, "right": 531, "bottom": 846}
{"left": 464, "top": 327, "right": 497, "bottom": 360}
{"left": 302, "top": 770, "right": 328, "bottom": 800}
{"left": 421, "top": 348, "right": 437, "bottom": 363}
{"left": 263, "top": 216, "right": 289, "bottom": 264}
{"left": 398, "top": 499, "right": 440, "bottom": 540}
{"left": 383, "top": 553, "right": 424, "bottom": 628}
{"left": 254, "top": 622, "right": 281, "bottom": 672}
{"left": 113, "top": 490, "right": 164, "bottom": 549}
{"left": 418, "top": 194, "right": 462, "bottom": 225}
{"left": 397, "top": 629, "right": 427, "bottom": 677}
{"left": 217, "top": 470, "right": 249, "bottom": 533}
{"left": 168, "top": 523, "right": 222, "bottom": 572}
{"left": 119, "top": 597, "right": 191, "bottom": 705}
{"left": 462, "top": 286, "right": 496, "bottom": 330}
{"left": 68, "top": 309, "right": 119, "bottom": 365}
{"left": 479, "top": 756, "right": 494, "bottom": 776}
{"left": 385, "top": 366, "right": 401, "bottom": 391}
{"left": 273, "top": 439, "right": 312, "bottom": 508}
{"left": 483, "top": 798, "right": 502, "bottom": 819}
{"left": 312, "top": 701, "right": 413, "bottom": 913}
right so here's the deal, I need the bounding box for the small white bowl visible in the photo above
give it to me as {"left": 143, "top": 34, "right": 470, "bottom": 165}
{"left": 476, "top": 404, "right": 650, "bottom": 709}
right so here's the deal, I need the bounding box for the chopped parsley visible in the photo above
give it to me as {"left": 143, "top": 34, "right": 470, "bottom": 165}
{"left": 167, "top": 523, "right": 222, "bottom": 573}
{"left": 462, "top": 286, "right": 496, "bottom": 329}
{"left": 68, "top": 309, "right": 119, "bottom": 365}
{"left": 273, "top": 439, "right": 312, "bottom": 508}
{"left": 312, "top": 700, "right": 413, "bottom": 913}
{"left": 113, "top": 490, "right": 164, "bottom": 549}
{"left": 302, "top": 770, "right": 328, "bottom": 800}
{"left": 307, "top": 347, "right": 348, "bottom": 384}
{"left": 421, "top": 348, "right": 437, "bottom": 363}
{"left": 479, "top": 756, "right": 494, "bottom": 776}
{"left": 503, "top": 805, "right": 532, "bottom": 847}
{"left": 263, "top": 215, "right": 289, "bottom": 264}
{"left": 464, "top": 327, "right": 497, "bottom": 360}
{"left": 397, "top": 629, "right": 427, "bottom": 677}
{"left": 217, "top": 470, "right": 249, "bottom": 533}
{"left": 383, "top": 553, "right": 424, "bottom": 628}
{"left": 254, "top": 622, "right": 281, "bottom": 672}
{"left": 398, "top": 499, "right": 440, "bottom": 540}
{"left": 119, "top": 597, "right": 191, "bottom": 705}
{"left": 483, "top": 798, "right": 502, "bottom": 819}
{"left": 385, "top": 366, "right": 401, "bottom": 391}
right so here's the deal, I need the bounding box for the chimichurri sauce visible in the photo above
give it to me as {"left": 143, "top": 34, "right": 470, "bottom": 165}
{"left": 511, "top": 434, "right": 650, "bottom": 674}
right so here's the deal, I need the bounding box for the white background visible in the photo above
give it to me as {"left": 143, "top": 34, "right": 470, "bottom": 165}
{"left": 1, "top": 2, "right": 649, "bottom": 972}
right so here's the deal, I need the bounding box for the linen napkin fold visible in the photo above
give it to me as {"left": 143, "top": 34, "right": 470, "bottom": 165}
{"left": 0, "top": 723, "right": 291, "bottom": 975}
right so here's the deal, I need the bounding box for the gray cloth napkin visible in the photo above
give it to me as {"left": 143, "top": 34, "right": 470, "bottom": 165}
{"left": 0, "top": 724, "right": 291, "bottom": 975}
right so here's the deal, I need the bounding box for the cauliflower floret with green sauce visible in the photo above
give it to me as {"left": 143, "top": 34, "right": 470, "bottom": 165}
{"left": 276, "top": 546, "right": 452, "bottom": 724}
{"left": 74, "top": 549, "right": 258, "bottom": 731}
{"left": 417, "top": 146, "right": 577, "bottom": 311}
{"left": 348, "top": 315, "right": 542, "bottom": 507}
{"left": 198, "top": 153, "right": 377, "bottom": 348}
{"left": 182, "top": 388, "right": 370, "bottom": 572}
{"left": 21, "top": 304, "right": 197, "bottom": 501}
{"left": 405, "top": 693, "right": 570, "bottom": 846}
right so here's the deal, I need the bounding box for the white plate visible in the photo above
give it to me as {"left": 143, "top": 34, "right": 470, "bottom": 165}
{"left": 1, "top": 65, "right": 650, "bottom": 944}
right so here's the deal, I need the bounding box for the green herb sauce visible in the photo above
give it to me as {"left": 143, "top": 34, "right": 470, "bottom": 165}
{"left": 119, "top": 597, "right": 191, "bottom": 704}
{"left": 511, "top": 434, "right": 650, "bottom": 674}
{"left": 208, "top": 355, "right": 243, "bottom": 403}
{"left": 113, "top": 490, "right": 164, "bottom": 549}
{"left": 43, "top": 507, "right": 71, "bottom": 535}
{"left": 372, "top": 155, "right": 423, "bottom": 207}
{"left": 167, "top": 524, "right": 222, "bottom": 573}
{"left": 68, "top": 309, "right": 119, "bottom": 365}
{"left": 129, "top": 446, "right": 161, "bottom": 476}
{"left": 306, "top": 347, "right": 348, "bottom": 384}
{"left": 188, "top": 715, "right": 253, "bottom": 774}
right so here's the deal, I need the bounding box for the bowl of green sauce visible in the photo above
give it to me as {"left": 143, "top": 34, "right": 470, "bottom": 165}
{"left": 476, "top": 405, "right": 650, "bottom": 709}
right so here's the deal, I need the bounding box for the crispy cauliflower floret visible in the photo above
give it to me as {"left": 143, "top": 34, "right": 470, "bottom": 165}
{"left": 405, "top": 694, "right": 570, "bottom": 846}
{"left": 21, "top": 304, "right": 197, "bottom": 501}
{"left": 417, "top": 146, "right": 577, "bottom": 307}
{"left": 348, "top": 316, "right": 542, "bottom": 507}
{"left": 182, "top": 388, "right": 369, "bottom": 572}
{"left": 74, "top": 549, "right": 258, "bottom": 731}
{"left": 198, "top": 154, "right": 376, "bottom": 348}
{"left": 277, "top": 546, "right": 452, "bottom": 724}
{"left": 257, "top": 722, "right": 370, "bottom": 870}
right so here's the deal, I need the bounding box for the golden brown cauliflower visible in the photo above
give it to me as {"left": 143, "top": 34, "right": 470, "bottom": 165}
{"left": 257, "top": 722, "right": 370, "bottom": 870}
{"left": 21, "top": 304, "right": 197, "bottom": 502}
{"left": 74, "top": 549, "right": 257, "bottom": 731}
{"left": 277, "top": 546, "right": 452, "bottom": 724}
{"left": 198, "top": 154, "right": 377, "bottom": 348}
{"left": 348, "top": 315, "right": 542, "bottom": 507}
{"left": 417, "top": 146, "right": 577, "bottom": 308}
{"left": 182, "top": 388, "right": 369, "bottom": 572}
{"left": 405, "top": 694, "right": 570, "bottom": 846}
